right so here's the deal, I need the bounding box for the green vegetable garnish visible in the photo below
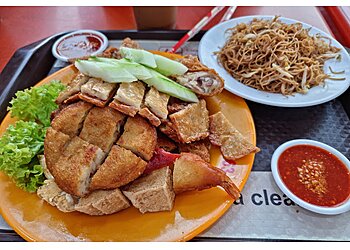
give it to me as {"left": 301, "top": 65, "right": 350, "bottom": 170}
{"left": 8, "top": 80, "right": 65, "bottom": 127}
{"left": 0, "top": 121, "right": 46, "bottom": 192}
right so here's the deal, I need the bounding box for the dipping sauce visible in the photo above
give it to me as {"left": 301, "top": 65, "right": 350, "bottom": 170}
{"left": 278, "top": 145, "right": 350, "bottom": 207}
{"left": 56, "top": 33, "right": 103, "bottom": 59}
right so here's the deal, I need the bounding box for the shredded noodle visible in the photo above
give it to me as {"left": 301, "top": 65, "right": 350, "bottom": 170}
{"left": 216, "top": 17, "right": 341, "bottom": 95}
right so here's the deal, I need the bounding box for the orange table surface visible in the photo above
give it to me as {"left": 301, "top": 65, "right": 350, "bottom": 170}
{"left": 0, "top": 6, "right": 331, "bottom": 74}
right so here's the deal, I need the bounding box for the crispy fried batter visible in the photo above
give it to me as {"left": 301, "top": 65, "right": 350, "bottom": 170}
{"left": 138, "top": 107, "right": 162, "bottom": 127}
{"left": 102, "top": 47, "right": 122, "bottom": 59}
{"left": 167, "top": 102, "right": 189, "bottom": 114}
{"left": 50, "top": 137, "right": 105, "bottom": 197}
{"left": 117, "top": 115, "right": 157, "bottom": 161}
{"left": 62, "top": 93, "right": 81, "bottom": 105}
{"left": 79, "top": 107, "right": 126, "bottom": 153}
{"left": 56, "top": 73, "right": 90, "bottom": 104}
{"left": 51, "top": 101, "right": 93, "bottom": 138}
{"left": 121, "top": 37, "right": 141, "bottom": 49}
{"left": 159, "top": 120, "right": 181, "bottom": 142}
{"left": 169, "top": 99, "right": 209, "bottom": 143}
{"left": 144, "top": 87, "right": 170, "bottom": 119}
{"left": 209, "top": 111, "right": 260, "bottom": 160}
{"left": 90, "top": 145, "right": 147, "bottom": 190}
{"left": 173, "top": 153, "right": 240, "bottom": 200}
{"left": 179, "top": 140, "right": 211, "bottom": 162}
{"left": 156, "top": 132, "right": 177, "bottom": 152}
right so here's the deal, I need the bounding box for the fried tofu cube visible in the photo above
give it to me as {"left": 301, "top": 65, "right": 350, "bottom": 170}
{"left": 117, "top": 115, "right": 157, "bottom": 161}
{"left": 81, "top": 78, "right": 117, "bottom": 101}
{"left": 79, "top": 107, "right": 126, "bottom": 153}
{"left": 56, "top": 73, "right": 90, "bottom": 104}
{"left": 144, "top": 87, "right": 170, "bottom": 119}
{"left": 157, "top": 132, "right": 177, "bottom": 152}
{"left": 89, "top": 145, "right": 147, "bottom": 190}
{"left": 209, "top": 111, "right": 260, "bottom": 160}
{"left": 53, "top": 137, "right": 105, "bottom": 197}
{"left": 114, "top": 81, "right": 145, "bottom": 110}
{"left": 122, "top": 167, "right": 175, "bottom": 214}
{"left": 169, "top": 99, "right": 209, "bottom": 143}
{"left": 51, "top": 101, "right": 93, "bottom": 138}
{"left": 138, "top": 107, "right": 161, "bottom": 127}
{"left": 75, "top": 188, "right": 130, "bottom": 215}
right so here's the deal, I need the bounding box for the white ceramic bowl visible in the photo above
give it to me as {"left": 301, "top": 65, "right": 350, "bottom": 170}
{"left": 271, "top": 139, "right": 350, "bottom": 215}
{"left": 52, "top": 29, "right": 108, "bottom": 62}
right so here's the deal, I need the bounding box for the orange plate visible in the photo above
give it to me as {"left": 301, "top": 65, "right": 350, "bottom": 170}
{"left": 0, "top": 64, "right": 257, "bottom": 242}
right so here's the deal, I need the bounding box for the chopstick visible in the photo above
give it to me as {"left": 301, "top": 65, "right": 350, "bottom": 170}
{"left": 168, "top": 6, "right": 225, "bottom": 53}
{"left": 220, "top": 6, "right": 237, "bottom": 23}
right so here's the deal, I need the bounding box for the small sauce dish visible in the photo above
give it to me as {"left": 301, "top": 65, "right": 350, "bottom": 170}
{"left": 271, "top": 139, "right": 350, "bottom": 215}
{"left": 52, "top": 30, "right": 108, "bottom": 62}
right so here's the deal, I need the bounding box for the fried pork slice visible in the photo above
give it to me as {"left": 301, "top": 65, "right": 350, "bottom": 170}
{"left": 174, "top": 55, "right": 224, "bottom": 97}
{"left": 138, "top": 107, "right": 161, "bottom": 127}
{"left": 144, "top": 87, "right": 170, "bottom": 120}
{"left": 51, "top": 101, "right": 93, "bottom": 138}
{"left": 75, "top": 188, "right": 130, "bottom": 215}
{"left": 44, "top": 128, "right": 71, "bottom": 172}
{"left": 51, "top": 137, "right": 105, "bottom": 197}
{"left": 169, "top": 99, "right": 209, "bottom": 143}
{"left": 110, "top": 81, "right": 145, "bottom": 116}
{"left": 173, "top": 153, "right": 240, "bottom": 200}
{"left": 117, "top": 115, "right": 157, "bottom": 161}
{"left": 37, "top": 179, "right": 76, "bottom": 213}
{"left": 209, "top": 111, "right": 260, "bottom": 160}
{"left": 179, "top": 140, "right": 211, "bottom": 162}
{"left": 156, "top": 132, "right": 177, "bottom": 152}
{"left": 122, "top": 167, "right": 175, "bottom": 214}
{"left": 79, "top": 107, "right": 126, "bottom": 153}
{"left": 56, "top": 73, "right": 90, "bottom": 104}
{"left": 79, "top": 78, "right": 117, "bottom": 107}
{"left": 89, "top": 145, "right": 147, "bottom": 190}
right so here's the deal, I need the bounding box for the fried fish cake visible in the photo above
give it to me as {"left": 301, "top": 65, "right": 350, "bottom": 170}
{"left": 117, "top": 115, "right": 157, "bottom": 161}
{"left": 89, "top": 145, "right": 147, "bottom": 190}
{"left": 209, "top": 111, "right": 260, "bottom": 160}
{"left": 169, "top": 99, "right": 209, "bottom": 143}
{"left": 44, "top": 128, "right": 71, "bottom": 172}
{"left": 173, "top": 153, "right": 240, "bottom": 200}
{"left": 79, "top": 107, "right": 126, "bottom": 153}
{"left": 51, "top": 136, "right": 105, "bottom": 197}
{"left": 51, "top": 101, "right": 93, "bottom": 138}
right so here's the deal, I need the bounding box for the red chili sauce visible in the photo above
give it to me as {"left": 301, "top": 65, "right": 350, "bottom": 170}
{"left": 278, "top": 145, "right": 350, "bottom": 207}
{"left": 56, "top": 33, "right": 103, "bottom": 59}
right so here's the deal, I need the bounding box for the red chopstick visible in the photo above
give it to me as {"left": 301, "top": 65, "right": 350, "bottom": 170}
{"left": 169, "top": 6, "right": 225, "bottom": 53}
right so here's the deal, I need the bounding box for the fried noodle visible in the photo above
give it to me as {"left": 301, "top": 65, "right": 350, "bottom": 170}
{"left": 216, "top": 17, "right": 341, "bottom": 95}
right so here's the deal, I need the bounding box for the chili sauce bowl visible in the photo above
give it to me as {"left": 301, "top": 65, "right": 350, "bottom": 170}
{"left": 52, "top": 30, "right": 108, "bottom": 62}
{"left": 271, "top": 139, "right": 350, "bottom": 215}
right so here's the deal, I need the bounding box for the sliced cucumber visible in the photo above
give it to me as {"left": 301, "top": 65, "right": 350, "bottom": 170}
{"left": 143, "top": 69, "right": 198, "bottom": 103}
{"left": 75, "top": 60, "right": 137, "bottom": 83}
{"left": 89, "top": 57, "right": 152, "bottom": 80}
{"left": 153, "top": 54, "right": 188, "bottom": 76}
{"left": 120, "top": 47, "right": 157, "bottom": 68}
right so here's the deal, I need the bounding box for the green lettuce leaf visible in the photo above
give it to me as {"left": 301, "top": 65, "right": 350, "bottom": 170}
{"left": 8, "top": 80, "right": 65, "bottom": 127}
{"left": 0, "top": 121, "right": 46, "bottom": 192}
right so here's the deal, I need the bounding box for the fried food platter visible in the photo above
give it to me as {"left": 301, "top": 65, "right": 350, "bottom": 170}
{"left": 0, "top": 49, "right": 257, "bottom": 241}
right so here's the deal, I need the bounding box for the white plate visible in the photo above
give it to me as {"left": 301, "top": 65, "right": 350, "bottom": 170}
{"left": 198, "top": 16, "right": 350, "bottom": 107}
{"left": 271, "top": 139, "right": 350, "bottom": 215}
